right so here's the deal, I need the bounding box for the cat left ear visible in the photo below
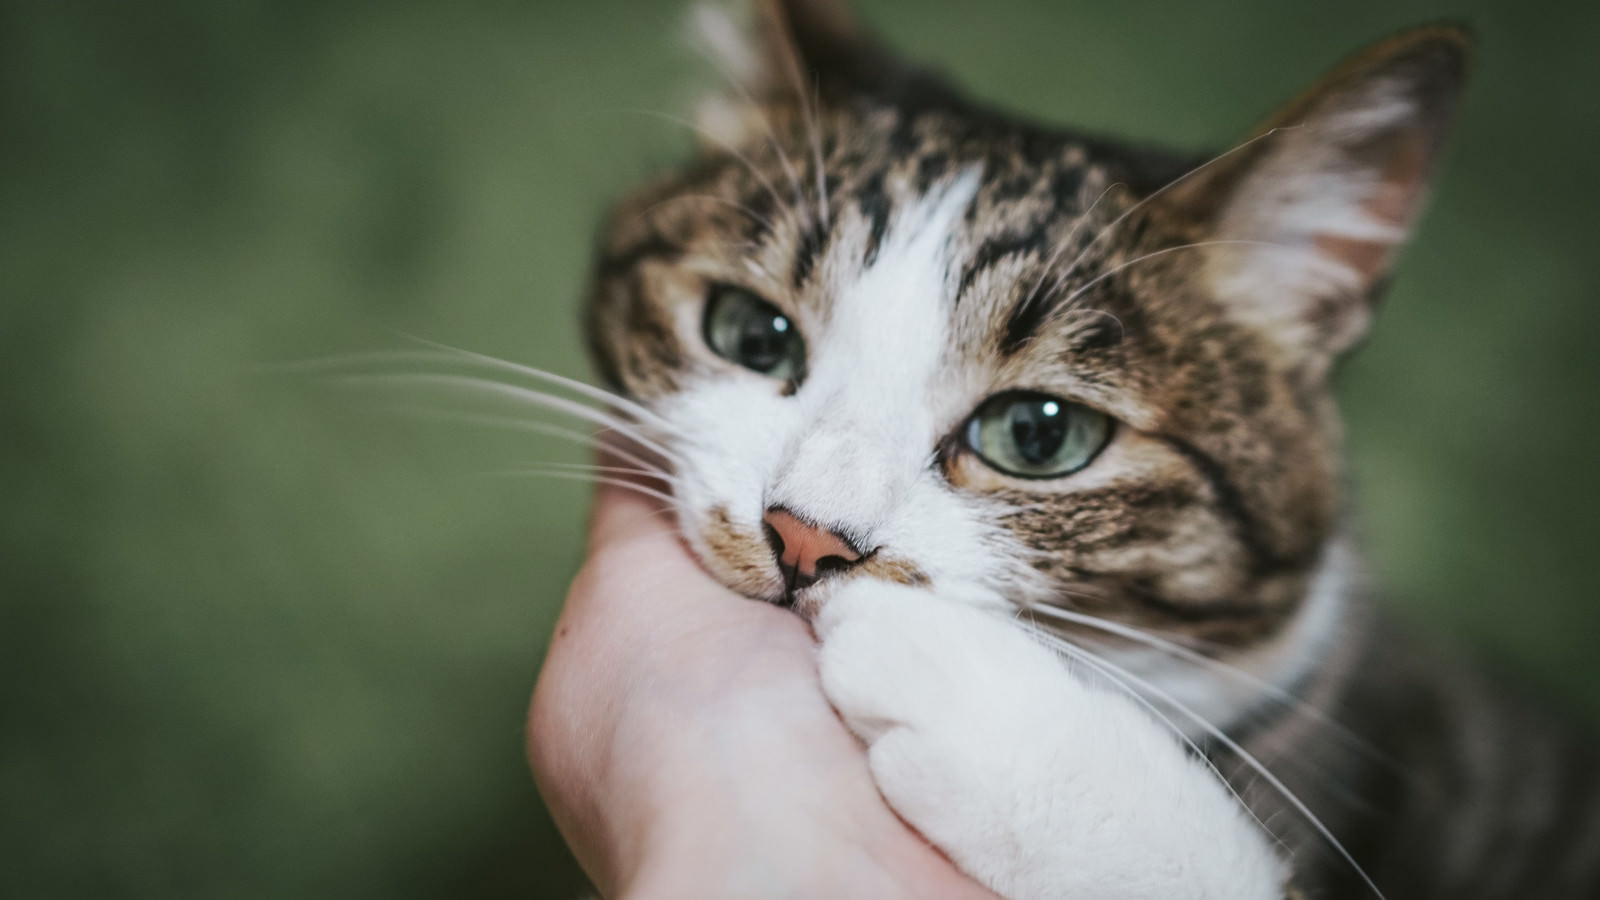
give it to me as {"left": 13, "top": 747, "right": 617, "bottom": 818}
{"left": 1164, "top": 25, "right": 1470, "bottom": 363}
{"left": 690, "top": 0, "right": 958, "bottom": 146}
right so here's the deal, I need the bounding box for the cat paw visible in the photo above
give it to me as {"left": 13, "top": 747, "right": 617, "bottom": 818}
{"left": 815, "top": 582, "right": 1286, "bottom": 900}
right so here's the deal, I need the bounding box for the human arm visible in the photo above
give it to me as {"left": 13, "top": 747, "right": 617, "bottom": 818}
{"left": 526, "top": 483, "right": 996, "bottom": 899}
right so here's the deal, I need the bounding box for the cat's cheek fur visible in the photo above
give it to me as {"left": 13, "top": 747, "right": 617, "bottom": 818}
{"left": 816, "top": 582, "right": 1287, "bottom": 900}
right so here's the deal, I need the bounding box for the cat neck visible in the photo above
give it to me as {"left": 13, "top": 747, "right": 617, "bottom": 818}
{"left": 1102, "top": 531, "right": 1370, "bottom": 742}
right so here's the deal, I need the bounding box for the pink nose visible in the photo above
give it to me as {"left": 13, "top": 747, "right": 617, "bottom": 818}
{"left": 762, "top": 507, "right": 863, "bottom": 592}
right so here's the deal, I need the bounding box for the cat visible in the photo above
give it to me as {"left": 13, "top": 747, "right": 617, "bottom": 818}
{"left": 569, "top": 0, "right": 1600, "bottom": 896}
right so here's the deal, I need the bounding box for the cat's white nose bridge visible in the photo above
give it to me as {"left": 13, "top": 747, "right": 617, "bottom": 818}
{"left": 766, "top": 399, "right": 916, "bottom": 535}
{"left": 765, "top": 168, "right": 982, "bottom": 535}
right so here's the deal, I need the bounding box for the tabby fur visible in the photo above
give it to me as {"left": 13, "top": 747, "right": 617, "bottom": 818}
{"left": 581, "top": 1, "right": 1600, "bottom": 895}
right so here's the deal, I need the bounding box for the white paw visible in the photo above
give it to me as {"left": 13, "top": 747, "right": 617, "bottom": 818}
{"left": 815, "top": 582, "right": 1286, "bottom": 900}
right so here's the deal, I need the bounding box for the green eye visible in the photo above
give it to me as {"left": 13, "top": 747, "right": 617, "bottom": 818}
{"left": 702, "top": 286, "right": 806, "bottom": 381}
{"left": 965, "top": 392, "right": 1112, "bottom": 479}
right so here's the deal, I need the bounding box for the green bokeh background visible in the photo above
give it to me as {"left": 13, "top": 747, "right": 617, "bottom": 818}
{"left": 5, "top": 0, "right": 1598, "bottom": 896}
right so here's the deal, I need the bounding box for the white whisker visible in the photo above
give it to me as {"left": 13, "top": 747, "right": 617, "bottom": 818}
{"left": 1066, "top": 307, "right": 1126, "bottom": 343}
{"left": 685, "top": 31, "right": 811, "bottom": 226}
{"left": 1055, "top": 239, "right": 1287, "bottom": 314}
{"left": 1024, "top": 603, "right": 1382, "bottom": 759}
{"left": 619, "top": 107, "right": 806, "bottom": 237}
{"left": 334, "top": 373, "right": 679, "bottom": 463}
{"left": 394, "top": 407, "right": 605, "bottom": 450}
{"left": 391, "top": 407, "right": 680, "bottom": 474}
{"left": 532, "top": 460, "right": 682, "bottom": 488}
{"left": 1033, "top": 628, "right": 1386, "bottom": 900}
{"left": 392, "top": 336, "right": 678, "bottom": 434}
{"left": 769, "top": 34, "right": 830, "bottom": 231}
{"left": 281, "top": 345, "right": 677, "bottom": 439}
{"left": 1020, "top": 179, "right": 1125, "bottom": 320}
{"left": 1010, "top": 611, "right": 1225, "bottom": 772}
{"left": 1022, "top": 627, "right": 1279, "bottom": 846}
{"left": 1049, "top": 126, "right": 1299, "bottom": 298}
{"left": 633, "top": 192, "right": 780, "bottom": 239}
{"left": 494, "top": 467, "right": 680, "bottom": 508}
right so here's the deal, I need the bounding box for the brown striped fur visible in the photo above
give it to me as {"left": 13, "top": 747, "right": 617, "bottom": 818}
{"left": 583, "top": 1, "right": 1600, "bottom": 895}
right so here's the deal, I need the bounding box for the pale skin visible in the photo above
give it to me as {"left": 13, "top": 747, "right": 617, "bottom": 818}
{"left": 527, "top": 482, "right": 997, "bottom": 899}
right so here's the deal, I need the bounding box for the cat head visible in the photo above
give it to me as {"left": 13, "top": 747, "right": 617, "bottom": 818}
{"left": 585, "top": 0, "right": 1467, "bottom": 721}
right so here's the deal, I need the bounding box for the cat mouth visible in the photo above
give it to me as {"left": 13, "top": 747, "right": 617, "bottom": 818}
{"left": 759, "top": 559, "right": 831, "bottom": 613}
{"left": 774, "top": 552, "right": 862, "bottom": 602}
{"left": 697, "top": 505, "right": 929, "bottom": 613}
{"left": 772, "top": 550, "right": 932, "bottom": 618}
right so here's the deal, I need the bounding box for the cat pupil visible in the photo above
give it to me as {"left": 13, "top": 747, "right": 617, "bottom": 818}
{"left": 702, "top": 286, "right": 804, "bottom": 380}
{"left": 738, "top": 321, "right": 787, "bottom": 370}
{"left": 1010, "top": 401, "right": 1066, "bottom": 464}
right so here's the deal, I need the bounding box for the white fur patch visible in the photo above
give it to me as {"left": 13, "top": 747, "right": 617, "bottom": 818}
{"left": 768, "top": 169, "right": 981, "bottom": 526}
{"left": 817, "top": 580, "right": 1287, "bottom": 900}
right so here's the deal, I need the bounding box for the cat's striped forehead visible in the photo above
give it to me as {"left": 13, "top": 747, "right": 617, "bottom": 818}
{"left": 591, "top": 104, "right": 1197, "bottom": 383}
{"left": 590, "top": 101, "right": 1298, "bottom": 440}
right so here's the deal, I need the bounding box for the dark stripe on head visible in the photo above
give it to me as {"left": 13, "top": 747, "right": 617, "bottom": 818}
{"left": 1000, "top": 278, "right": 1056, "bottom": 354}
{"left": 1049, "top": 166, "right": 1086, "bottom": 212}
{"left": 915, "top": 151, "right": 952, "bottom": 193}
{"left": 1064, "top": 313, "right": 1125, "bottom": 354}
{"left": 995, "top": 173, "right": 1123, "bottom": 354}
{"left": 599, "top": 232, "right": 682, "bottom": 279}
{"left": 857, "top": 170, "right": 892, "bottom": 266}
{"left": 988, "top": 171, "right": 1038, "bottom": 205}
{"left": 792, "top": 221, "right": 828, "bottom": 287}
{"left": 958, "top": 227, "right": 1049, "bottom": 304}
{"left": 743, "top": 185, "right": 777, "bottom": 243}
{"left": 1158, "top": 434, "right": 1298, "bottom": 577}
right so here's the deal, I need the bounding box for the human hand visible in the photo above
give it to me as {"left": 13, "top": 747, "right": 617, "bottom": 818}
{"left": 527, "top": 481, "right": 997, "bottom": 899}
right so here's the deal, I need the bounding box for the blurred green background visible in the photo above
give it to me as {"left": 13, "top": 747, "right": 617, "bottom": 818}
{"left": 4, "top": 0, "right": 1598, "bottom": 896}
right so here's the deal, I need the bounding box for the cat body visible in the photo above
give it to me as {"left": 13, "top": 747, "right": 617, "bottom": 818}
{"left": 580, "top": 0, "right": 1600, "bottom": 895}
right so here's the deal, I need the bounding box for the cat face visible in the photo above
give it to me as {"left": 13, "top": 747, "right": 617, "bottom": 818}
{"left": 586, "top": 0, "right": 1464, "bottom": 724}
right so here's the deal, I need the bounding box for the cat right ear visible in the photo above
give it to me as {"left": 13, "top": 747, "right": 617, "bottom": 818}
{"left": 688, "top": 0, "right": 954, "bottom": 146}
{"left": 1161, "top": 25, "right": 1470, "bottom": 367}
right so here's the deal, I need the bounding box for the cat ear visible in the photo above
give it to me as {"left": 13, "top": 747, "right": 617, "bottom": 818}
{"left": 689, "top": 0, "right": 956, "bottom": 145}
{"left": 1163, "top": 25, "right": 1470, "bottom": 362}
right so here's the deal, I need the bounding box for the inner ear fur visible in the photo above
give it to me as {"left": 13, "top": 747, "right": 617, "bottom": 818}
{"left": 691, "top": 0, "right": 969, "bottom": 144}
{"left": 1162, "top": 25, "right": 1471, "bottom": 363}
